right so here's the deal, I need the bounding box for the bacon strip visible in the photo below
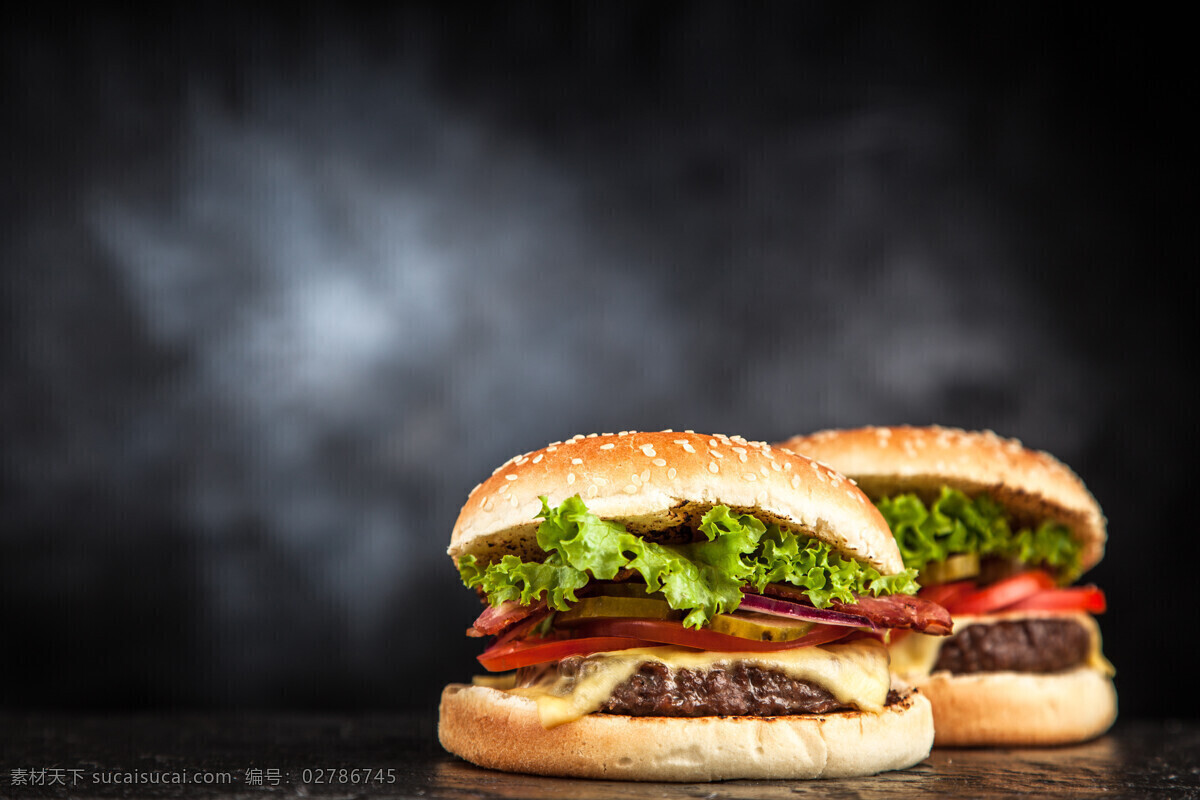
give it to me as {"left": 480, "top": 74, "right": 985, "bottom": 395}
{"left": 761, "top": 584, "right": 952, "bottom": 635}
{"left": 468, "top": 599, "right": 547, "bottom": 637}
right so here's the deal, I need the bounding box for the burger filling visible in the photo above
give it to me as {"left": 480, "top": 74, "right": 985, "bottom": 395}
{"left": 458, "top": 496, "right": 951, "bottom": 729}
{"left": 888, "top": 612, "right": 1115, "bottom": 680}
{"left": 872, "top": 485, "right": 1111, "bottom": 679}
{"left": 500, "top": 638, "right": 893, "bottom": 727}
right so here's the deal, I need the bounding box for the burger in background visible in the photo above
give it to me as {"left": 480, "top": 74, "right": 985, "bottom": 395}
{"left": 439, "top": 431, "right": 951, "bottom": 780}
{"left": 779, "top": 425, "right": 1115, "bottom": 746}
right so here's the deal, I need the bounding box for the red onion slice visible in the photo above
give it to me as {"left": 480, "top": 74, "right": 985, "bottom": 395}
{"left": 738, "top": 592, "right": 878, "bottom": 629}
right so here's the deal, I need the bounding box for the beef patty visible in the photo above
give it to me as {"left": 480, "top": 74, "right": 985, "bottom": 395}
{"left": 934, "top": 618, "right": 1090, "bottom": 674}
{"left": 599, "top": 661, "right": 896, "bottom": 717}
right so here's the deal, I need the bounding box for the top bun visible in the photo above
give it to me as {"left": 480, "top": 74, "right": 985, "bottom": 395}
{"left": 778, "top": 426, "right": 1106, "bottom": 573}
{"left": 450, "top": 431, "right": 904, "bottom": 575}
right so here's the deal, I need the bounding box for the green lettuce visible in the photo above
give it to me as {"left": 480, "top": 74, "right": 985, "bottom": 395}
{"left": 874, "top": 487, "right": 1082, "bottom": 583}
{"left": 458, "top": 495, "right": 919, "bottom": 628}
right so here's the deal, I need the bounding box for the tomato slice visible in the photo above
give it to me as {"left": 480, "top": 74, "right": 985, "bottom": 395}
{"left": 951, "top": 570, "right": 1056, "bottom": 615}
{"left": 918, "top": 580, "right": 976, "bottom": 613}
{"left": 477, "top": 635, "right": 655, "bottom": 671}
{"left": 570, "top": 618, "right": 853, "bottom": 652}
{"left": 1005, "top": 586, "right": 1107, "bottom": 614}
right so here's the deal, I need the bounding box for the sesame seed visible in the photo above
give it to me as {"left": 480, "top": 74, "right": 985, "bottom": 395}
{"left": 771, "top": 461, "right": 781, "bottom": 472}
{"left": 509, "top": 495, "right": 519, "bottom": 507}
{"left": 532, "top": 454, "right": 544, "bottom": 464}
{"left": 498, "top": 484, "right": 509, "bottom": 495}
{"left": 567, "top": 473, "right": 576, "bottom": 485}
{"left": 709, "top": 449, "right": 724, "bottom": 459}
{"left": 513, "top": 456, "right": 527, "bottom": 465}
{"left": 624, "top": 484, "right": 638, "bottom": 494}
{"left": 731, "top": 446, "right": 747, "bottom": 455}
{"left": 738, "top": 453, "right": 748, "bottom": 463}
{"left": 572, "top": 458, "right": 583, "bottom": 465}
{"left": 631, "top": 473, "right": 642, "bottom": 486}
{"left": 667, "top": 468, "right": 677, "bottom": 480}
{"left": 505, "top": 474, "right": 518, "bottom": 481}
{"left": 619, "top": 431, "right": 629, "bottom": 436}
{"left": 742, "top": 473, "right": 757, "bottom": 482}
{"left": 471, "top": 482, "right": 482, "bottom": 493}
{"left": 479, "top": 497, "right": 487, "bottom": 508}
{"left": 709, "top": 462, "right": 719, "bottom": 473}
{"left": 641, "top": 469, "right": 650, "bottom": 482}
{"left": 586, "top": 433, "right": 598, "bottom": 438}
{"left": 594, "top": 476, "right": 609, "bottom": 486}
{"left": 708, "top": 439, "right": 719, "bottom": 448}
{"left": 601, "top": 432, "right": 614, "bottom": 437}
{"left": 760, "top": 465, "right": 770, "bottom": 477}
{"left": 587, "top": 485, "right": 599, "bottom": 498}
{"left": 549, "top": 441, "right": 562, "bottom": 447}
{"left": 663, "top": 429, "right": 673, "bottom": 433}
{"left": 572, "top": 434, "right": 585, "bottom": 440}
{"left": 682, "top": 443, "right": 696, "bottom": 454}
{"left": 547, "top": 446, "right": 558, "bottom": 453}
{"left": 756, "top": 490, "right": 768, "bottom": 504}
{"left": 653, "top": 458, "right": 667, "bottom": 467}
{"left": 791, "top": 475, "right": 801, "bottom": 489}
{"left": 483, "top": 497, "right": 495, "bottom": 511}
{"left": 640, "top": 445, "right": 657, "bottom": 457}
{"left": 684, "top": 429, "right": 695, "bottom": 434}
{"left": 600, "top": 443, "right": 615, "bottom": 450}
{"left": 784, "top": 462, "right": 793, "bottom": 471}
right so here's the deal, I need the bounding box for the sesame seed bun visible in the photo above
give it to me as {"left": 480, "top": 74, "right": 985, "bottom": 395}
{"left": 438, "top": 683, "right": 933, "bottom": 781}
{"left": 449, "top": 431, "right": 904, "bottom": 575}
{"left": 777, "top": 426, "right": 1106, "bottom": 574}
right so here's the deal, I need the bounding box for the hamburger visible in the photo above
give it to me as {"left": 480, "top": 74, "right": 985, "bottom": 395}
{"left": 438, "top": 431, "right": 951, "bottom": 781}
{"left": 779, "top": 426, "right": 1116, "bottom": 746}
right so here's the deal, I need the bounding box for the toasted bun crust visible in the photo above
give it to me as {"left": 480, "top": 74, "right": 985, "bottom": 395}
{"left": 778, "top": 426, "right": 1106, "bottom": 573}
{"left": 451, "top": 431, "right": 904, "bottom": 574}
{"left": 439, "top": 684, "right": 933, "bottom": 781}
{"left": 913, "top": 667, "right": 1117, "bottom": 747}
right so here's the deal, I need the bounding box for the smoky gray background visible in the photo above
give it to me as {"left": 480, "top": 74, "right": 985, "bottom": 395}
{"left": 2, "top": 6, "right": 1193, "bottom": 716}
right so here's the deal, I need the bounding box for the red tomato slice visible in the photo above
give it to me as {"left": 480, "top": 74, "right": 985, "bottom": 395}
{"left": 952, "top": 570, "right": 1056, "bottom": 615}
{"left": 570, "top": 618, "right": 853, "bottom": 652}
{"left": 477, "top": 635, "right": 654, "bottom": 671}
{"left": 918, "top": 580, "right": 976, "bottom": 613}
{"left": 1005, "top": 586, "right": 1107, "bottom": 614}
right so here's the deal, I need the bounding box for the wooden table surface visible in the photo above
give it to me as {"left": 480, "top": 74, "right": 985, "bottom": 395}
{"left": 2, "top": 713, "right": 1197, "bottom": 799}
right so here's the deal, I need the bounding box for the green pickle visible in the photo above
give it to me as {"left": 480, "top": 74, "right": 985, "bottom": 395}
{"left": 555, "top": 596, "right": 681, "bottom": 624}
{"left": 919, "top": 552, "right": 980, "bottom": 585}
{"left": 558, "top": 592, "right": 817, "bottom": 642}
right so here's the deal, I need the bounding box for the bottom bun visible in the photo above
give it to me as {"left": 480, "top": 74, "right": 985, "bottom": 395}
{"left": 439, "top": 684, "right": 933, "bottom": 782}
{"left": 916, "top": 666, "right": 1117, "bottom": 747}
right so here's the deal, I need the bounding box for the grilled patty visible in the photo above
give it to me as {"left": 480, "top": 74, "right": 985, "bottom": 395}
{"left": 933, "top": 618, "right": 1090, "bottom": 674}
{"left": 600, "top": 661, "right": 882, "bottom": 717}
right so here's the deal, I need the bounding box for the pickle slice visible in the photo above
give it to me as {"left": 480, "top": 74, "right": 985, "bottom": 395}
{"left": 591, "top": 582, "right": 664, "bottom": 599}
{"left": 920, "top": 552, "right": 981, "bottom": 585}
{"left": 709, "top": 612, "right": 816, "bottom": 642}
{"left": 556, "top": 596, "right": 681, "bottom": 625}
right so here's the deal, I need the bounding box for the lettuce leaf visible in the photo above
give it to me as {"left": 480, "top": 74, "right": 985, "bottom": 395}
{"left": 458, "top": 495, "right": 919, "bottom": 628}
{"left": 874, "top": 487, "right": 1082, "bottom": 583}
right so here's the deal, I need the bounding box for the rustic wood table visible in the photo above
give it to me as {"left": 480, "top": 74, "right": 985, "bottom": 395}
{"left": 2, "top": 713, "right": 1197, "bottom": 798}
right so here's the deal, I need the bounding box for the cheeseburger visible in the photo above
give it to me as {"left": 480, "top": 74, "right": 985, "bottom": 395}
{"left": 439, "top": 431, "right": 951, "bottom": 781}
{"left": 780, "top": 426, "right": 1116, "bottom": 746}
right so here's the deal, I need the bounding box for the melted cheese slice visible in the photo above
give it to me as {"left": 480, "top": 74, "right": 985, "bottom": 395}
{"left": 504, "top": 638, "right": 891, "bottom": 729}
{"left": 888, "top": 611, "right": 1115, "bottom": 679}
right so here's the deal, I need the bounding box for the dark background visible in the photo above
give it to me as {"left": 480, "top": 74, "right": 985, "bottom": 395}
{"left": 1, "top": 5, "right": 1193, "bottom": 718}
